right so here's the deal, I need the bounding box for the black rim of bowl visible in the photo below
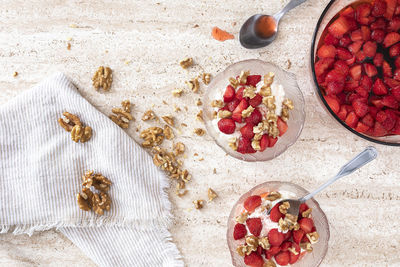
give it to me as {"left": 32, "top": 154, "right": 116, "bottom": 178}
{"left": 310, "top": 0, "right": 400, "bottom": 147}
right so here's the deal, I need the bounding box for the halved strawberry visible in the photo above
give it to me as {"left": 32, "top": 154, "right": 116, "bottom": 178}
{"left": 223, "top": 85, "right": 235, "bottom": 102}
{"left": 334, "top": 60, "right": 350, "bottom": 75}
{"left": 371, "top": 29, "right": 386, "bottom": 43}
{"left": 244, "top": 252, "right": 264, "bottom": 267}
{"left": 324, "top": 95, "right": 340, "bottom": 113}
{"left": 345, "top": 79, "right": 359, "bottom": 91}
{"left": 361, "top": 25, "right": 371, "bottom": 41}
{"left": 388, "top": 16, "right": 400, "bottom": 31}
{"left": 360, "top": 75, "right": 373, "bottom": 90}
{"left": 317, "top": 44, "right": 336, "bottom": 58}
{"left": 349, "top": 64, "right": 362, "bottom": 80}
{"left": 240, "top": 123, "right": 255, "bottom": 139}
{"left": 381, "top": 109, "right": 397, "bottom": 130}
{"left": 249, "top": 93, "right": 262, "bottom": 107}
{"left": 362, "top": 113, "right": 375, "bottom": 127}
{"left": 275, "top": 251, "right": 290, "bottom": 266}
{"left": 356, "top": 3, "right": 372, "bottom": 25}
{"left": 232, "top": 99, "right": 249, "bottom": 123}
{"left": 227, "top": 98, "right": 240, "bottom": 112}
{"left": 235, "top": 87, "right": 246, "bottom": 100}
{"left": 396, "top": 57, "right": 400, "bottom": 69}
{"left": 328, "top": 16, "right": 351, "bottom": 37}
{"left": 259, "top": 134, "right": 269, "bottom": 152}
{"left": 355, "top": 121, "right": 370, "bottom": 133}
{"left": 351, "top": 29, "right": 363, "bottom": 41}
{"left": 314, "top": 58, "right": 334, "bottom": 76}
{"left": 383, "top": 32, "right": 400, "bottom": 47}
{"left": 217, "top": 118, "right": 236, "bottom": 134}
{"left": 389, "top": 43, "right": 400, "bottom": 57}
{"left": 395, "top": 69, "right": 400, "bottom": 81}
{"left": 382, "top": 95, "right": 399, "bottom": 109}
{"left": 373, "top": 121, "right": 388, "bottom": 136}
{"left": 373, "top": 78, "right": 389, "bottom": 95}
{"left": 299, "top": 218, "right": 314, "bottom": 234}
{"left": 288, "top": 243, "right": 301, "bottom": 264}
{"left": 326, "top": 81, "right": 344, "bottom": 95}
{"left": 340, "top": 34, "right": 352, "bottom": 47}
{"left": 324, "top": 33, "right": 339, "bottom": 45}
{"left": 385, "top": 77, "right": 400, "bottom": 88}
{"left": 265, "top": 246, "right": 281, "bottom": 260}
{"left": 392, "top": 86, "right": 400, "bottom": 100}
{"left": 383, "top": 61, "right": 393, "bottom": 77}
{"left": 268, "top": 229, "right": 285, "bottom": 247}
{"left": 369, "top": 105, "right": 379, "bottom": 118}
{"left": 283, "top": 231, "right": 292, "bottom": 241}
{"left": 356, "top": 50, "right": 367, "bottom": 62}
{"left": 246, "top": 75, "right": 261, "bottom": 87}
{"left": 372, "top": 0, "right": 387, "bottom": 17}
{"left": 246, "top": 218, "right": 262, "bottom": 237}
{"left": 391, "top": 117, "right": 400, "bottom": 134}
{"left": 337, "top": 47, "right": 353, "bottom": 60}
{"left": 371, "top": 96, "right": 384, "bottom": 108}
{"left": 233, "top": 223, "right": 247, "bottom": 240}
{"left": 280, "top": 241, "right": 292, "bottom": 252}
{"left": 345, "top": 111, "right": 359, "bottom": 128}
{"left": 341, "top": 6, "right": 355, "bottom": 18}
{"left": 237, "top": 136, "right": 252, "bottom": 154}
{"left": 348, "top": 41, "right": 363, "bottom": 55}
{"left": 245, "top": 108, "right": 262, "bottom": 125}
{"left": 373, "top": 53, "right": 384, "bottom": 66}
{"left": 268, "top": 136, "right": 278, "bottom": 147}
{"left": 292, "top": 229, "right": 305, "bottom": 244}
{"left": 371, "top": 17, "right": 387, "bottom": 29}
{"left": 352, "top": 99, "right": 369, "bottom": 117}
{"left": 244, "top": 195, "right": 262, "bottom": 212}
{"left": 363, "top": 41, "right": 377, "bottom": 57}
{"left": 384, "top": 0, "right": 397, "bottom": 19}
{"left": 269, "top": 203, "right": 284, "bottom": 222}
{"left": 364, "top": 63, "right": 378, "bottom": 77}
{"left": 277, "top": 117, "right": 288, "bottom": 136}
{"left": 337, "top": 105, "right": 349, "bottom": 120}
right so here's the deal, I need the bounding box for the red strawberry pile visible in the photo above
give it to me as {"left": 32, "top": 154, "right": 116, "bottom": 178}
{"left": 315, "top": 0, "right": 400, "bottom": 137}
{"left": 233, "top": 194, "right": 318, "bottom": 266}
{"left": 216, "top": 73, "right": 289, "bottom": 154}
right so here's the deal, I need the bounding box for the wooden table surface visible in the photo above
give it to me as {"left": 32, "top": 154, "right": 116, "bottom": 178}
{"left": 1, "top": 0, "right": 399, "bottom": 266}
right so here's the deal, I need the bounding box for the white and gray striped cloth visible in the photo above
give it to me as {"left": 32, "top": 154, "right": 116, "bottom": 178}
{"left": 0, "top": 73, "right": 183, "bottom": 267}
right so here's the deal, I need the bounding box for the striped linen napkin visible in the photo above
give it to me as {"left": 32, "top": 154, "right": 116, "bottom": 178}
{"left": 0, "top": 73, "right": 183, "bottom": 267}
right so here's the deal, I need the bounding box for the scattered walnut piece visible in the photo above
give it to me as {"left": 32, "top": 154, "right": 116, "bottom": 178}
{"left": 302, "top": 208, "right": 313, "bottom": 218}
{"left": 163, "top": 125, "right": 174, "bottom": 140}
{"left": 228, "top": 137, "right": 238, "bottom": 151}
{"left": 58, "top": 112, "right": 92, "bottom": 143}
{"left": 173, "top": 142, "right": 185, "bottom": 156}
{"left": 264, "top": 72, "right": 275, "bottom": 87}
{"left": 236, "top": 245, "right": 247, "bottom": 257}
{"left": 279, "top": 201, "right": 290, "bottom": 214}
{"left": 242, "top": 106, "right": 254, "bottom": 118}
{"left": 193, "top": 199, "right": 204, "bottom": 209}
{"left": 283, "top": 98, "right": 294, "bottom": 110}
{"left": 13, "top": 71, "right": 18, "bottom": 77}
{"left": 110, "top": 101, "right": 134, "bottom": 129}
{"left": 211, "top": 100, "right": 224, "bottom": 108}
{"left": 79, "top": 126, "right": 93, "bottom": 143}
{"left": 288, "top": 247, "right": 299, "bottom": 255}
{"left": 162, "top": 115, "right": 175, "bottom": 126}
{"left": 264, "top": 191, "right": 281, "bottom": 201}
{"left": 218, "top": 110, "right": 232, "bottom": 119}
{"left": 196, "top": 110, "right": 204, "bottom": 122}
{"left": 239, "top": 70, "right": 250, "bottom": 84}
{"left": 258, "top": 237, "right": 270, "bottom": 250}
{"left": 235, "top": 212, "right": 248, "bottom": 224}
{"left": 121, "top": 100, "right": 131, "bottom": 112}
{"left": 140, "top": 127, "right": 164, "bottom": 147}
{"left": 229, "top": 77, "right": 239, "bottom": 88}
{"left": 142, "top": 110, "right": 156, "bottom": 121}
{"left": 179, "top": 57, "right": 193, "bottom": 69}
{"left": 67, "top": 42, "right": 71, "bottom": 50}
{"left": 186, "top": 78, "right": 200, "bottom": 93}
{"left": 300, "top": 242, "right": 313, "bottom": 252}
{"left": 306, "top": 232, "right": 319, "bottom": 244}
{"left": 263, "top": 95, "right": 276, "bottom": 110}
{"left": 259, "top": 85, "right": 272, "bottom": 97}
{"left": 194, "top": 128, "right": 205, "bottom": 136}
{"left": 245, "top": 235, "right": 258, "bottom": 253}
{"left": 202, "top": 73, "right": 211, "bottom": 85}
{"left": 92, "top": 66, "right": 112, "bottom": 91}
{"left": 251, "top": 140, "right": 261, "bottom": 151}
{"left": 264, "top": 260, "right": 277, "bottom": 267}
{"left": 208, "top": 188, "right": 218, "bottom": 201}
{"left": 196, "top": 98, "right": 202, "bottom": 106}
{"left": 243, "top": 86, "right": 257, "bottom": 99}
{"left": 172, "top": 88, "right": 183, "bottom": 97}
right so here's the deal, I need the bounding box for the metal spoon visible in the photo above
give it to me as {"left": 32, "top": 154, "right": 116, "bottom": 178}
{"left": 268, "top": 146, "right": 378, "bottom": 217}
{"left": 239, "top": 0, "right": 308, "bottom": 49}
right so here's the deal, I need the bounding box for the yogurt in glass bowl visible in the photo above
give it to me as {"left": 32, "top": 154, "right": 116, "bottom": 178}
{"left": 203, "top": 59, "right": 305, "bottom": 162}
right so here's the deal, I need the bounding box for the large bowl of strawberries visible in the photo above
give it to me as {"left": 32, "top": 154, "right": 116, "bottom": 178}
{"left": 227, "top": 181, "right": 330, "bottom": 267}
{"left": 203, "top": 59, "right": 305, "bottom": 161}
{"left": 312, "top": 0, "right": 400, "bottom": 145}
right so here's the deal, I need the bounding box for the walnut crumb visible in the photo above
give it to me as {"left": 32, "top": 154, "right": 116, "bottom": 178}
{"left": 218, "top": 110, "right": 232, "bottom": 119}
{"left": 239, "top": 70, "right": 250, "bottom": 84}
{"left": 142, "top": 110, "right": 156, "bottom": 121}
{"left": 229, "top": 77, "right": 239, "bottom": 88}
{"left": 243, "top": 86, "right": 257, "bottom": 99}
{"left": 193, "top": 200, "right": 204, "bottom": 209}
{"left": 208, "top": 188, "right": 218, "bottom": 201}
{"left": 202, "top": 73, "right": 211, "bottom": 85}
{"left": 279, "top": 201, "right": 290, "bottom": 214}
{"left": 287, "top": 59, "right": 292, "bottom": 69}
{"left": 264, "top": 72, "right": 275, "bottom": 87}
{"left": 264, "top": 260, "right": 277, "bottom": 267}
{"left": 172, "top": 88, "right": 183, "bottom": 97}
{"left": 92, "top": 66, "right": 112, "bottom": 91}
{"left": 258, "top": 237, "right": 270, "bottom": 250}
{"left": 264, "top": 191, "right": 281, "bottom": 201}
{"left": 242, "top": 106, "right": 254, "bottom": 118}
{"left": 194, "top": 128, "right": 205, "bottom": 136}
{"left": 186, "top": 78, "right": 199, "bottom": 93}
{"left": 162, "top": 115, "right": 175, "bottom": 126}
{"left": 173, "top": 142, "right": 185, "bottom": 156}
{"left": 306, "top": 232, "right": 319, "bottom": 244}
{"left": 13, "top": 71, "right": 18, "bottom": 77}
{"left": 300, "top": 242, "right": 313, "bottom": 252}
{"left": 213, "top": 168, "right": 216, "bottom": 174}
{"left": 235, "top": 212, "right": 248, "bottom": 224}
{"left": 163, "top": 125, "right": 174, "bottom": 140}
{"left": 211, "top": 100, "right": 224, "bottom": 108}
{"left": 302, "top": 208, "right": 312, "bottom": 218}
{"left": 179, "top": 57, "right": 193, "bottom": 69}
{"left": 196, "top": 98, "right": 202, "bottom": 106}
{"left": 196, "top": 110, "right": 204, "bottom": 122}
{"left": 67, "top": 42, "right": 71, "bottom": 50}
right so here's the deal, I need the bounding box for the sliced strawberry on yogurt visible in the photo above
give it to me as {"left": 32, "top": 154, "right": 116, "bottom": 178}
{"left": 269, "top": 203, "right": 284, "bottom": 222}
{"left": 232, "top": 99, "right": 249, "bottom": 123}
{"left": 275, "top": 251, "right": 290, "bottom": 266}
{"left": 223, "top": 85, "right": 236, "bottom": 102}
{"left": 299, "top": 218, "right": 314, "bottom": 234}
{"left": 233, "top": 223, "right": 247, "bottom": 240}
{"left": 277, "top": 117, "right": 288, "bottom": 136}
{"left": 259, "top": 134, "right": 269, "bottom": 152}
{"left": 246, "top": 75, "right": 262, "bottom": 87}
{"left": 240, "top": 123, "right": 255, "bottom": 139}
{"left": 292, "top": 229, "right": 305, "bottom": 244}
{"left": 268, "top": 228, "right": 285, "bottom": 247}
{"left": 246, "top": 218, "right": 262, "bottom": 237}
{"left": 217, "top": 118, "right": 236, "bottom": 134}
{"left": 244, "top": 252, "right": 264, "bottom": 267}
{"left": 244, "top": 195, "right": 262, "bottom": 212}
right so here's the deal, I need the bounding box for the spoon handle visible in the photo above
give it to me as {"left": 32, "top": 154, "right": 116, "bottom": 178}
{"left": 299, "top": 146, "right": 378, "bottom": 202}
{"left": 275, "top": 0, "right": 308, "bottom": 21}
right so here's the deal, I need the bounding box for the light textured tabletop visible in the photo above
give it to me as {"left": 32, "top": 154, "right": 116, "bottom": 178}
{"left": 1, "top": 0, "right": 400, "bottom": 266}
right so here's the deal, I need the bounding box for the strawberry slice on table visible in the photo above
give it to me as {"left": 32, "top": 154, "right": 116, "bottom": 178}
{"left": 246, "top": 218, "right": 262, "bottom": 237}
{"left": 383, "top": 32, "right": 400, "bottom": 47}
{"left": 217, "top": 118, "right": 236, "bottom": 134}
{"left": 268, "top": 229, "right": 285, "bottom": 247}
{"left": 223, "top": 85, "right": 236, "bottom": 102}
{"left": 244, "top": 195, "right": 262, "bottom": 212}
{"left": 277, "top": 117, "right": 288, "bottom": 136}
{"left": 240, "top": 123, "right": 255, "bottom": 139}
{"left": 317, "top": 44, "right": 337, "bottom": 58}
{"left": 233, "top": 223, "right": 247, "bottom": 240}
{"left": 232, "top": 99, "right": 249, "bottom": 123}
{"left": 249, "top": 94, "right": 262, "bottom": 107}
{"left": 246, "top": 75, "right": 261, "bottom": 87}
{"left": 299, "top": 218, "right": 315, "bottom": 234}
{"left": 328, "top": 16, "right": 351, "bottom": 37}
{"left": 269, "top": 203, "right": 284, "bottom": 222}
{"left": 373, "top": 78, "right": 389, "bottom": 95}
{"left": 275, "top": 251, "right": 290, "bottom": 266}
{"left": 293, "top": 229, "right": 305, "bottom": 244}
{"left": 244, "top": 252, "right": 264, "bottom": 267}
{"left": 259, "top": 134, "right": 269, "bottom": 152}
{"left": 245, "top": 108, "right": 262, "bottom": 125}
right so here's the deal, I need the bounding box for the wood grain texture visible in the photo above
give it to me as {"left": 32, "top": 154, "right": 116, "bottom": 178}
{"left": 1, "top": 0, "right": 400, "bottom": 266}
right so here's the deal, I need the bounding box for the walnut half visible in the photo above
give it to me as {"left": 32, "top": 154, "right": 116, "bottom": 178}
{"left": 92, "top": 66, "right": 113, "bottom": 91}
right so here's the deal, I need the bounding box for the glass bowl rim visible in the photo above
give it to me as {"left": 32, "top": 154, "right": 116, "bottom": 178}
{"left": 310, "top": 0, "right": 400, "bottom": 147}
{"left": 226, "top": 180, "right": 330, "bottom": 267}
{"left": 202, "top": 59, "right": 306, "bottom": 162}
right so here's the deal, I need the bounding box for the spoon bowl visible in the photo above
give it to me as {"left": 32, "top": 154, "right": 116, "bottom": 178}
{"left": 239, "top": 14, "right": 278, "bottom": 49}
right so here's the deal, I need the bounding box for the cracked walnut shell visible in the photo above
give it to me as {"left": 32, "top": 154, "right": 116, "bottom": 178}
{"left": 92, "top": 66, "right": 112, "bottom": 91}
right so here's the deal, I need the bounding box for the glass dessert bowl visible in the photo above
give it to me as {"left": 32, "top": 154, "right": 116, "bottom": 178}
{"left": 203, "top": 59, "right": 305, "bottom": 162}
{"left": 227, "top": 181, "right": 330, "bottom": 267}
{"left": 311, "top": 0, "right": 400, "bottom": 146}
